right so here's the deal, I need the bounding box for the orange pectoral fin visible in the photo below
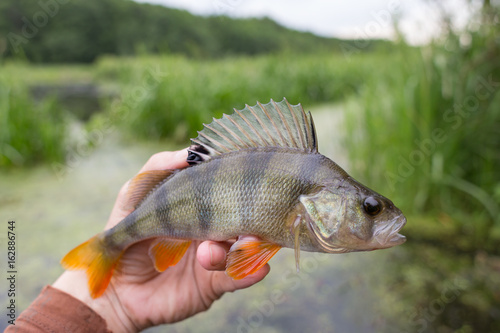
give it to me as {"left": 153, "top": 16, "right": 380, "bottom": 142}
{"left": 148, "top": 238, "right": 192, "bottom": 272}
{"left": 226, "top": 237, "right": 281, "bottom": 280}
{"left": 61, "top": 235, "right": 121, "bottom": 299}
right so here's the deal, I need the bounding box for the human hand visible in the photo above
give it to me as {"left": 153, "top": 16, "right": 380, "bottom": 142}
{"left": 53, "top": 149, "right": 270, "bottom": 332}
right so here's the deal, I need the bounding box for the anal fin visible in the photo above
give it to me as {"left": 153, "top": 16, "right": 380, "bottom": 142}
{"left": 148, "top": 238, "right": 192, "bottom": 272}
{"left": 226, "top": 237, "right": 281, "bottom": 280}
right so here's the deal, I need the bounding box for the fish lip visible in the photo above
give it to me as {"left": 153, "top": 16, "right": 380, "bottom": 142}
{"left": 372, "top": 214, "right": 407, "bottom": 248}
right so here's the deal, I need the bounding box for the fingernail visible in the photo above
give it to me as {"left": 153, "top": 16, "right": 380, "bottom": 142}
{"left": 209, "top": 244, "right": 226, "bottom": 266}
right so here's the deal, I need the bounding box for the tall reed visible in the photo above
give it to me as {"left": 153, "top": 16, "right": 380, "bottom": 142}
{"left": 343, "top": 12, "right": 500, "bottom": 250}
{"left": 0, "top": 77, "right": 67, "bottom": 168}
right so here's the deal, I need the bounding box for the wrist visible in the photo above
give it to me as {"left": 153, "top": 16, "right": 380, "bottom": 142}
{"left": 53, "top": 271, "right": 135, "bottom": 333}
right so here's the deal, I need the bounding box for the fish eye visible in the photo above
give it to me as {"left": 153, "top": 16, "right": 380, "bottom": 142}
{"left": 363, "top": 197, "right": 382, "bottom": 216}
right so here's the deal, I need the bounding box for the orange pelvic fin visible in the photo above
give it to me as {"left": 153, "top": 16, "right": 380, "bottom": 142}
{"left": 148, "top": 238, "right": 192, "bottom": 272}
{"left": 125, "top": 169, "right": 176, "bottom": 210}
{"left": 61, "top": 235, "right": 121, "bottom": 298}
{"left": 226, "top": 237, "right": 281, "bottom": 280}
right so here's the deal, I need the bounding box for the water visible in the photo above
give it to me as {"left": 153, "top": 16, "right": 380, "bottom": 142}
{"left": 29, "top": 83, "right": 116, "bottom": 121}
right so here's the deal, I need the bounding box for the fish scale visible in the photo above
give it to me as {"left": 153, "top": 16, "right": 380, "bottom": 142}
{"left": 61, "top": 98, "right": 406, "bottom": 298}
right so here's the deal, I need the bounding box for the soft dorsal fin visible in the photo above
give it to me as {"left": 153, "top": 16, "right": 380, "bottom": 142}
{"left": 124, "top": 169, "right": 176, "bottom": 210}
{"left": 187, "top": 98, "right": 318, "bottom": 164}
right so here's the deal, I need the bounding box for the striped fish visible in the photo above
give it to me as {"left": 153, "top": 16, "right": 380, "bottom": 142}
{"left": 62, "top": 98, "right": 406, "bottom": 298}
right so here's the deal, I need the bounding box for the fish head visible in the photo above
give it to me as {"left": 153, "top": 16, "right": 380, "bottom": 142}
{"left": 299, "top": 179, "right": 406, "bottom": 253}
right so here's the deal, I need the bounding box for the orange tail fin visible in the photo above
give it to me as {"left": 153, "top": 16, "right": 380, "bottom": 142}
{"left": 61, "top": 235, "right": 121, "bottom": 298}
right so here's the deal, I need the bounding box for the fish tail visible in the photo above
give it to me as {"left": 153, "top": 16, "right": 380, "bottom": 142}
{"left": 61, "top": 234, "right": 121, "bottom": 298}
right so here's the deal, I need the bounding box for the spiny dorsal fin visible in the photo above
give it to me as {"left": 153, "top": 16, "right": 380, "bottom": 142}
{"left": 188, "top": 98, "right": 318, "bottom": 164}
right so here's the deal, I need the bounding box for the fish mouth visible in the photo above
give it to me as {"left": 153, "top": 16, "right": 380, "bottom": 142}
{"left": 371, "top": 214, "right": 407, "bottom": 249}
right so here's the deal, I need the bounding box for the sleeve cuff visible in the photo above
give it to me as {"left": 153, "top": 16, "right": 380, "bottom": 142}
{"left": 5, "top": 285, "right": 111, "bottom": 332}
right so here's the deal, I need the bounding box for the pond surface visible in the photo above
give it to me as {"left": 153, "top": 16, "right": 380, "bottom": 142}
{"left": 1, "top": 105, "right": 497, "bottom": 332}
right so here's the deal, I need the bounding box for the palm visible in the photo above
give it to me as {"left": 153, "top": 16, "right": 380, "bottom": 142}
{"left": 110, "top": 240, "right": 226, "bottom": 329}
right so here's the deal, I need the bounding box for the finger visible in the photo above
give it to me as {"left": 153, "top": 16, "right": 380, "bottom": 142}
{"left": 211, "top": 264, "right": 270, "bottom": 295}
{"left": 197, "top": 239, "right": 270, "bottom": 295}
{"left": 197, "top": 237, "right": 270, "bottom": 293}
{"left": 139, "top": 149, "right": 189, "bottom": 173}
{"left": 197, "top": 241, "right": 232, "bottom": 271}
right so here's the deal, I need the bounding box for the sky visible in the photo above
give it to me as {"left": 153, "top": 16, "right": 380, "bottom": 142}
{"left": 134, "top": 0, "right": 480, "bottom": 45}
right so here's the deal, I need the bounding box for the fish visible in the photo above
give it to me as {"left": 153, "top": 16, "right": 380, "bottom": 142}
{"left": 61, "top": 98, "right": 406, "bottom": 298}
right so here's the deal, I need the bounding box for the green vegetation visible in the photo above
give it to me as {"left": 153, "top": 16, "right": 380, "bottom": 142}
{"left": 0, "top": 52, "right": 394, "bottom": 167}
{"left": 0, "top": 0, "right": 386, "bottom": 63}
{"left": 0, "top": 75, "right": 67, "bottom": 168}
{"left": 337, "top": 9, "right": 500, "bottom": 331}
{"left": 343, "top": 8, "right": 500, "bottom": 253}
{"left": 94, "top": 53, "right": 382, "bottom": 142}
{"left": 0, "top": 0, "right": 389, "bottom": 168}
